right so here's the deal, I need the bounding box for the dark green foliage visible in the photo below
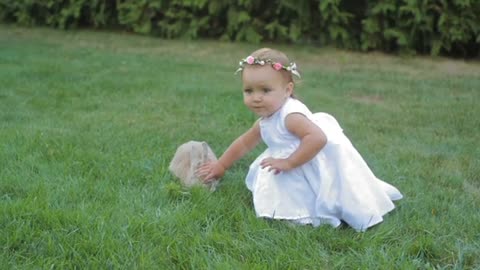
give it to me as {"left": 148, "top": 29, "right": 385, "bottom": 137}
{"left": 0, "top": 0, "right": 479, "bottom": 57}
{"left": 361, "top": 0, "right": 480, "bottom": 57}
{"left": 0, "top": 0, "right": 117, "bottom": 29}
{"left": 317, "top": 0, "right": 356, "bottom": 48}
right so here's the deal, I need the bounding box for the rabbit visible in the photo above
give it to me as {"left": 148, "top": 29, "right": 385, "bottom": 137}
{"left": 169, "top": 141, "right": 219, "bottom": 191}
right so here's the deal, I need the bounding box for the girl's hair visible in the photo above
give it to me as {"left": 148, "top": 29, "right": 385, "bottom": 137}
{"left": 246, "top": 48, "right": 300, "bottom": 98}
{"left": 248, "top": 48, "right": 297, "bottom": 84}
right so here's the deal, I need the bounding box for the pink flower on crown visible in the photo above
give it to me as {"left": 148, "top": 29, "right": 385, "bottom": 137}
{"left": 246, "top": 56, "right": 255, "bottom": 65}
{"left": 273, "top": 62, "right": 283, "bottom": 71}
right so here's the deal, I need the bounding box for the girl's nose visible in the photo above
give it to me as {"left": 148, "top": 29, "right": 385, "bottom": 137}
{"left": 253, "top": 93, "right": 263, "bottom": 102}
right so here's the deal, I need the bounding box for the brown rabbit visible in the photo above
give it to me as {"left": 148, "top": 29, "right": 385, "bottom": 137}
{"left": 169, "top": 141, "right": 219, "bottom": 191}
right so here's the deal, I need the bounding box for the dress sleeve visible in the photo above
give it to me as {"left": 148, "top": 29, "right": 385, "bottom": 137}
{"left": 281, "top": 98, "right": 345, "bottom": 145}
{"left": 278, "top": 98, "right": 313, "bottom": 134}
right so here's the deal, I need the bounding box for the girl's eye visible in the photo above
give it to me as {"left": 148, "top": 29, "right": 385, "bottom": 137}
{"left": 244, "top": 89, "right": 252, "bottom": 94}
{"left": 263, "top": 88, "right": 271, "bottom": 93}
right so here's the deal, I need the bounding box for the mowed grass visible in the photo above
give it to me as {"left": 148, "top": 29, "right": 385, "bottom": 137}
{"left": 1, "top": 25, "right": 479, "bottom": 269}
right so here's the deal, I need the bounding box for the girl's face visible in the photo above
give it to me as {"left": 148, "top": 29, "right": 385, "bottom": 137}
{"left": 242, "top": 65, "right": 293, "bottom": 117}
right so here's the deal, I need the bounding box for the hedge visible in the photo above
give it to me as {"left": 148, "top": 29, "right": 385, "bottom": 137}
{"left": 1, "top": 0, "right": 479, "bottom": 57}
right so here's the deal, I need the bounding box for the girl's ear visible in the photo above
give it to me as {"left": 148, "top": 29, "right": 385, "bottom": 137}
{"left": 285, "top": 82, "right": 294, "bottom": 97}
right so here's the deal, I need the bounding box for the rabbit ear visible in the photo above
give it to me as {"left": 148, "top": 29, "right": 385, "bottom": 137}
{"left": 201, "top": 142, "right": 208, "bottom": 163}
{"left": 169, "top": 143, "right": 191, "bottom": 181}
{"left": 190, "top": 144, "right": 195, "bottom": 161}
{"left": 189, "top": 144, "right": 196, "bottom": 174}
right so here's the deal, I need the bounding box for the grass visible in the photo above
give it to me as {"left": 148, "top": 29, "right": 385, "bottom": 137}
{"left": 1, "top": 25, "right": 479, "bottom": 269}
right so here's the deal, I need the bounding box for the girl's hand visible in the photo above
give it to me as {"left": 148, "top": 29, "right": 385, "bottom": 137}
{"left": 196, "top": 161, "right": 225, "bottom": 183}
{"left": 260, "top": 157, "right": 293, "bottom": 174}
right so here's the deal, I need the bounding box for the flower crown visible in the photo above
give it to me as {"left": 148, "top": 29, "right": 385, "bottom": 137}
{"left": 235, "top": 55, "right": 301, "bottom": 78}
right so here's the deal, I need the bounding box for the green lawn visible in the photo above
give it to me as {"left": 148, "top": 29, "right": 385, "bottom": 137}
{"left": 1, "top": 25, "right": 479, "bottom": 269}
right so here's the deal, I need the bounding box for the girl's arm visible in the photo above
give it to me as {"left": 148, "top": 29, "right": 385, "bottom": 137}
{"left": 198, "top": 120, "right": 262, "bottom": 181}
{"left": 261, "top": 113, "right": 327, "bottom": 173}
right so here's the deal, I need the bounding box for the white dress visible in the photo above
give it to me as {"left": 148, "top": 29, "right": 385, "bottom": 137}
{"left": 245, "top": 98, "right": 403, "bottom": 231}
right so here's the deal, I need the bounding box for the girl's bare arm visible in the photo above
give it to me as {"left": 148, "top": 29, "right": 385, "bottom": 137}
{"left": 218, "top": 120, "right": 262, "bottom": 169}
{"left": 285, "top": 113, "right": 327, "bottom": 168}
{"left": 198, "top": 120, "right": 262, "bottom": 180}
{"left": 261, "top": 113, "right": 327, "bottom": 173}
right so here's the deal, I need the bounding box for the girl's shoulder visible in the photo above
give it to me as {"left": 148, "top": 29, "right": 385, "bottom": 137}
{"left": 281, "top": 98, "right": 312, "bottom": 119}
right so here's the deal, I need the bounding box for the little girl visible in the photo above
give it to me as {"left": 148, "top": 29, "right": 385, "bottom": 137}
{"left": 197, "top": 48, "right": 402, "bottom": 231}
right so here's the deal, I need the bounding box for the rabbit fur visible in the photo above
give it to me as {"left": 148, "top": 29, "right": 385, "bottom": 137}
{"left": 169, "top": 141, "right": 219, "bottom": 191}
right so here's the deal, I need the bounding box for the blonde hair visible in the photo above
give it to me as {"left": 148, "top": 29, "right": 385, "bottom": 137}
{"left": 245, "top": 47, "right": 300, "bottom": 97}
